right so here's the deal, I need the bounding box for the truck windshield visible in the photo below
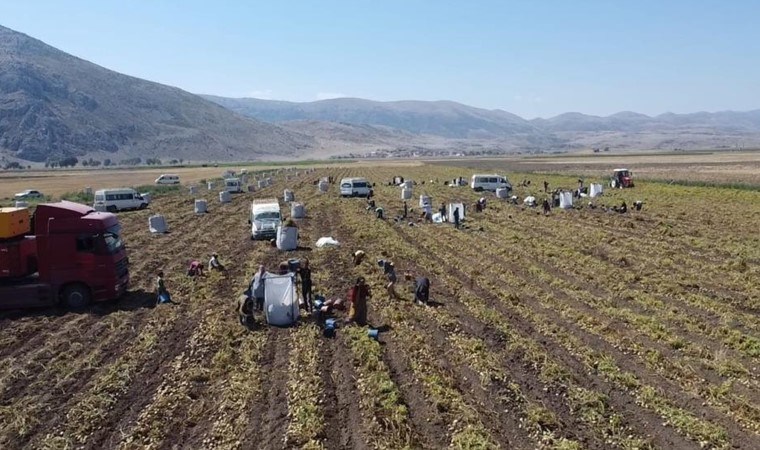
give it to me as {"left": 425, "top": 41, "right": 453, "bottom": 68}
{"left": 103, "top": 225, "right": 124, "bottom": 254}
{"left": 255, "top": 212, "right": 280, "bottom": 221}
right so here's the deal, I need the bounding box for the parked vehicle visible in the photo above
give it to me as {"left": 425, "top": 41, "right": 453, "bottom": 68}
{"left": 155, "top": 174, "right": 180, "bottom": 185}
{"left": 94, "top": 188, "right": 149, "bottom": 212}
{"left": 249, "top": 198, "right": 281, "bottom": 240}
{"left": 14, "top": 189, "right": 44, "bottom": 200}
{"left": 340, "top": 177, "right": 371, "bottom": 197}
{"left": 610, "top": 169, "right": 634, "bottom": 188}
{"left": 470, "top": 174, "right": 512, "bottom": 192}
{"left": 0, "top": 201, "right": 129, "bottom": 309}
{"left": 224, "top": 178, "right": 243, "bottom": 193}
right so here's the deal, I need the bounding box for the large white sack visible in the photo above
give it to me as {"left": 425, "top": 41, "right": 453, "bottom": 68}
{"left": 284, "top": 189, "right": 295, "bottom": 202}
{"left": 447, "top": 203, "right": 465, "bottom": 222}
{"left": 559, "top": 191, "right": 573, "bottom": 209}
{"left": 318, "top": 181, "right": 329, "bottom": 192}
{"left": 194, "top": 199, "right": 207, "bottom": 214}
{"left": 264, "top": 273, "right": 300, "bottom": 326}
{"left": 148, "top": 215, "right": 168, "bottom": 233}
{"left": 276, "top": 226, "right": 298, "bottom": 251}
{"left": 207, "top": 181, "right": 214, "bottom": 190}
{"left": 419, "top": 195, "right": 431, "bottom": 208}
{"left": 589, "top": 183, "right": 604, "bottom": 198}
{"left": 523, "top": 196, "right": 537, "bottom": 207}
{"left": 291, "top": 203, "right": 306, "bottom": 219}
{"left": 495, "top": 188, "right": 509, "bottom": 199}
{"left": 219, "top": 191, "right": 231, "bottom": 203}
{"left": 402, "top": 180, "right": 413, "bottom": 189}
{"left": 401, "top": 188, "right": 412, "bottom": 200}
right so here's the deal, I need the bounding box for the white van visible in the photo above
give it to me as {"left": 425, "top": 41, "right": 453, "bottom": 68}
{"left": 94, "top": 188, "right": 149, "bottom": 212}
{"left": 224, "top": 178, "right": 243, "bottom": 193}
{"left": 470, "top": 174, "right": 512, "bottom": 192}
{"left": 155, "top": 174, "right": 180, "bottom": 185}
{"left": 340, "top": 178, "right": 371, "bottom": 198}
{"left": 249, "top": 198, "right": 281, "bottom": 240}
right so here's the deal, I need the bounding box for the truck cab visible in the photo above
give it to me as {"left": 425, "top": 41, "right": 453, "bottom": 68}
{"left": 0, "top": 201, "right": 129, "bottom": 309}
{"left": 249, "top": 199, "right": 281, "bottom": 240}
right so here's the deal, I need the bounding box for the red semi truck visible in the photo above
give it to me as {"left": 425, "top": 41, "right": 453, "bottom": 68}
{"left": 0, "top": 201, "right": 129, "bottom": 309}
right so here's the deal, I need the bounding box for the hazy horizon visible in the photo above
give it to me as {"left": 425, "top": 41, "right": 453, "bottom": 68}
{"left": 2, "top": 1, "right": 759, "bottom": 119}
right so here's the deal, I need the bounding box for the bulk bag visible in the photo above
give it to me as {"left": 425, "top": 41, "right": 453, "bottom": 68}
{"left": 401, "top": 188, "right": 413, "bottom": 200}
{"left": 194, "top": 199, "right": 207, "bottom": 214}
{"left": 14, "top": 201, "right": 28, "bottom": 208}
{"left": 276, "top": 226, "right": 298, "bottom": 251}
{"left": 318, "top": 181, "right": 329, "bottom": 192}
{"left": 258, "top": 180, "right": 266, "bottom": 189}
{"left": 284, "top": 189, "right": 295, "bottom": 202}
{"left": 402, "top": 180, "right": 413, "bottom": 189}
{"left": 148, "top": 215, "right": 168, "bottom": 233}
{"left": 264, "top": 273, "right": 300, "bottom": 326}
{"left": 291, "top": 203, "right": 306, "bottom": 219}
{"left": 495, "top": 188, "right": 509, "bottom": 199}
{"left": 559, "top": 191, "right": 573, "bottom": 209}
{"left": 447, "top": 203, "right": 465, "bottom": 222}
{"left": 419, "top": 195, "right": 431, "bottom": 208}
{"left": 589, "top": 183, "right": 603, "bottom": 198}
{"left": 219, "top": 191, "right": 231, "bottom": 203}
{"left": 189, "top": 186, "right": 197, "bottom": 195}
{"left": 207, "top": 181, "right": 214, "bottom": 190}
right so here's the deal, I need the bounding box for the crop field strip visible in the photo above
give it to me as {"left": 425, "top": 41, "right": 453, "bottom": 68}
{"left": 336, "top": 166, "right": 756, "bottom": 450}
{"left": 0, "top": 163, "right": 757, "bottom": 449}
{"left": 326, "top": 183, "right": 664, "bottom": 447}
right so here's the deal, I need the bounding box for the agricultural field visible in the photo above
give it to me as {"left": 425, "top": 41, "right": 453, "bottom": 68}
{"left": 0, "top": 159, "right": 759, "bottom": 449}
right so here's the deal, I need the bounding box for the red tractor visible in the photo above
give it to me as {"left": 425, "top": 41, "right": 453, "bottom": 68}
{"left": 610, "top": 168, "right": 634, "bottom": 189}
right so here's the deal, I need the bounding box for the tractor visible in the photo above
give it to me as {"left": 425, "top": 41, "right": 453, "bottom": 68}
{"left": 610, "top": 168, "right": 634, "bottom": 189}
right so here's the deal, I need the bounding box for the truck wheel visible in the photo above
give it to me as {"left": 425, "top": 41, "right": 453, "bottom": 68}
{"left": 139, "top": 203, "right": 148, "bottom": 209}
{"left": 61, "top": 284, "right": 91, "bottom": 309}
{"left": 107, "top": 205, "right": 117, "bottom": 213}
{"left": 474, "top": 187, "right": 483, "bottom": 192}
{"left": 611, "top": 179, "right": 618, "bottom": 189}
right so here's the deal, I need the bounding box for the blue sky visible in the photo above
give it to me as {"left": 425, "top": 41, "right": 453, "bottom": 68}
{"left": 1, "top": 1, "right": 758, "bottom": 118}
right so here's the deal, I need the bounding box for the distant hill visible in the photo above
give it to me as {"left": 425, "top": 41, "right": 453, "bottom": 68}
{"left": 0, "top": 25, "right": 314, "bottom": 163}
{"left": 202, "top": 96, "right": 543, "bottom": 139}
{"left": 205, "top": 95, "right": 760, "bottom": 152}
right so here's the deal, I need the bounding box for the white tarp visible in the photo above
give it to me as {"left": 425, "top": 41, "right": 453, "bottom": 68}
{"left": 276, "top": 226, "right": 298, "bottom": 250}
{"left": 149, "top": 215, "right": 168, "bottom": 233}
{"left": 590, "top": 183, "right": 604, "bottom": 198}
{"left": 447, "top": 203, "right": 465, "bottom": 223}
{"left": 315, "top": 236, "right": 340, "bottom": 247}
{"left": 559, "top": 191, "right": 573, "bottom": 209}
{"left": 264, "top": 273, "right": 300, "bottom": 326}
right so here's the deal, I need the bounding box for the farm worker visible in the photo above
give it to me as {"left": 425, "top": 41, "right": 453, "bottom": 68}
{"left": 298, "top": 258, "right": 313, "bottom": 312}
{"left": 619, "top": 201, "right": 628, "bottom": 214}
{"left": 453, "top": 207, "right": 460, "bottom": 229}
{"left": 543, "top": 180, "right": 549, "bottom": 193}
{"left": 237, "top": 294, "right": 255, "bottom": 329}
{"left": 414, "top": 276, "right": 430, "bottom": 306}
{"left": 438, "top": 203, "right": 446, "bottom": 221}
{"left": 347, "top": 276, "right": 371, "bottom": 326}
{"left": 542, "top": 199, "right": 551, "bottom": 215}
{"left": 187, "top": 260, "right": 204, "bottom": 277}
{"left": 421, "top": 202, "right": 432, "bottom": 222}
{"left": 156, "top": 270, "right": 172, "bottom": 304}
{"left": 479, "top": 197, "right": 487, "bottom": 210}
{"left": 209, "top": 252, "right": 225, "bottom": 271}
{"left": 248, "top": 264, "right": 266, "bottom": 311}
{"left": 377, "top": 259, "right": 400, "bottom": 300}
{"left": 277, "top": 261, "right": 290, "bottom": 275}
{"left": 375, "top": 207, "right": 384, "bottom": 219}
{"left": 353, "top": 250, "right": 366, "bottom": 266}
{"left": 403, "top": 201, "right": 408, "bottom": 219}
{"left": 366, "top": 198, "right": 376, "bottom": 213}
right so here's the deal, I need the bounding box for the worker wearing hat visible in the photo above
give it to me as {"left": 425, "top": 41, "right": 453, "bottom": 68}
{"left": 209, "top": 252, "right": 225, "bottom": 271}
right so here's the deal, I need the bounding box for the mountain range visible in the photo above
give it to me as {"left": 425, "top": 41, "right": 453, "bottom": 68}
{"left": 1, "top": 23, "right": 759, "bottom": 164}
